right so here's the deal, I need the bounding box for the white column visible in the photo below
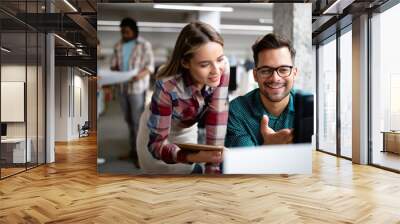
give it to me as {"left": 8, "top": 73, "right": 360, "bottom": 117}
{"left": 273, "top": 3, "right": 313, "bottom": 93}
{"left": 46, "top": 1, "right": 55, "bottom": 163}
{"left": 352, "top": 14, "right": 369, "bottom": 164}
{"left": 54, "top": 67, "right": 74, "bottom": 141}
{"left": 46, "top": 33, "right": 55, "bottom": 163}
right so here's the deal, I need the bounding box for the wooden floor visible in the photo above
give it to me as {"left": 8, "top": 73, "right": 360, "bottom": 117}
{"left": 1, "top": 167, "right": 26, "bottom": 178}
{"left": 373, "top": 151, "right": 400, "bottom": 171}
{"left": 1, "top": 163, "right": 45, "bottom": 178}
{"left": 1, "top": 135, "right": 400, "bottom": 223}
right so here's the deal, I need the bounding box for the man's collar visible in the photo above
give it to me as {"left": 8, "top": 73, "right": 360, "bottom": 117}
{"left": 122, "top": 39, "right": 136, "bottom": 43}
{"left": 119, "top": 36, "right": 142, "bottom": 45}
{"left": 288, "top": 90, "right": 295, "bottom": 113}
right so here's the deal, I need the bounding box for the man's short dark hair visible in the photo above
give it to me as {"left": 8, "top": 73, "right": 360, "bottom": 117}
{"left": 120, "top": 17, "right": 139, "bottom": 38}
{"left": 252, "top": 33, "right": 296, "bottom": 67}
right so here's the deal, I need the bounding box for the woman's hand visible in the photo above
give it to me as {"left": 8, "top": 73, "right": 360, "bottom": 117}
{"left": 186, "top": 150, "right": 223, "bottom": 163}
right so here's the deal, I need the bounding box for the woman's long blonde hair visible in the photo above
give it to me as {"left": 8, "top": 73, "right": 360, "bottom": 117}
{"left": 156, "top": 21, "right": 224, "bottom": 79}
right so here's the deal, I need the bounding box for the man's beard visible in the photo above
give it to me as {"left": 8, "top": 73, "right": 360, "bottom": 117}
{"left": 260, "top": 81, "right": 291, "bottom": 102}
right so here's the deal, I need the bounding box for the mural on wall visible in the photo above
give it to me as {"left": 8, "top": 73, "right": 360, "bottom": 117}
{"left": 97, "top": 3, "right": 313, "bottom": 175}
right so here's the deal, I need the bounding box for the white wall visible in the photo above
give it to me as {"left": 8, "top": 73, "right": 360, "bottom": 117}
{"left": 55, "top": 66, "right": 69, "bottom": 141}
{"left": 71, "top": 74, "right": 89, "bottom": 138}
{"left": 1, "top": 64, "right": 46, "bottom": 163}
{"left": 1, "top": 65, "right": 29, "bottom": 138}
{"left": 55, "top": 67, "right": 89, "bottom": 141}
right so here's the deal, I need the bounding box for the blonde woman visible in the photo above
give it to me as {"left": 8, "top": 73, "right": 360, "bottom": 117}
{"left": 137, "top": 21, "right": 230, "bottom": 174}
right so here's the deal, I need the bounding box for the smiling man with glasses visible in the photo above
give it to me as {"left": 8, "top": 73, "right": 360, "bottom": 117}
{"left": 225, "top": 33, "right": 302, "bottom": 147}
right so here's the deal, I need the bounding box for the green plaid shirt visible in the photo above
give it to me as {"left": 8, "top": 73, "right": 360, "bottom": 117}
{"left": 225, "top": 88, "right": 296, "bottom": 147}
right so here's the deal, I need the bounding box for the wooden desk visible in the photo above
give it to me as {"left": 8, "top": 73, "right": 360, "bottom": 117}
{"left": 381, "top": 131, "right": 400, "bottom": 154}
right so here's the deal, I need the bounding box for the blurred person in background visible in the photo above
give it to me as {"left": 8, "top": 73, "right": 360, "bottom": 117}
{"left": 111, "top": 17, "right": 154, "bottom": 167}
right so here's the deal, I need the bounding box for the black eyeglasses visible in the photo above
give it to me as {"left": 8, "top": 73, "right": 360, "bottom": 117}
{"left": 256, "top": 65, "right": 293, "bottom": 78}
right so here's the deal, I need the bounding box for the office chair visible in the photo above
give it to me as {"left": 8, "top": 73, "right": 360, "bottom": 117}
{"left": 79, "top": 121, "right": 90, "bottom": 138}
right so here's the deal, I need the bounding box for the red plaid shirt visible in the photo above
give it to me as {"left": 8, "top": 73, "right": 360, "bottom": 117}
{"left": 147, "top": 59, "right": 230, "bottom": 173}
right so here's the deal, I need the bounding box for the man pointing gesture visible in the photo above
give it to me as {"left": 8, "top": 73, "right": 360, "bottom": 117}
{"left": 260, "top": 115, "right": 293, "bottom": 145}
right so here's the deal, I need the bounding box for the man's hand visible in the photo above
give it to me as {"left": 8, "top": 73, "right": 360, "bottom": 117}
{"left": 260, "top": 115, "right": 293, "bottom": 145}
{"left": 186, "top": 150, "right": 223, "bottom": 163}
{"left": 129, "top": 76, "right": 140, "bottom": 83}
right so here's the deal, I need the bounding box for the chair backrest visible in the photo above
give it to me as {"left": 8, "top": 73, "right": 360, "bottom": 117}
{"left": 82, "top": 121, "right": 90, "bottom": 129}
{"left": 293, "top": 91, "right": 314, "bottom": 143}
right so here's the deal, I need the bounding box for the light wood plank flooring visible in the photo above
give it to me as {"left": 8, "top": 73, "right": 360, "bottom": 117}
{"left": 1, "top": 135, "right": 400, "bottom": 223}
{"left": 373, "top": 151, "right": 400, "bottom": 171}
{"left": 1, "top": 167, "right": 26, "bottom": 178}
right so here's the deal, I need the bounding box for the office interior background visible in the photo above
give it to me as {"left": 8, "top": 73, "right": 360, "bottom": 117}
{"left": 0, "top": 0, "right": 400, "bottom": 223}
{"left": 0, "top": 0, "right": 97, "bottom": 179}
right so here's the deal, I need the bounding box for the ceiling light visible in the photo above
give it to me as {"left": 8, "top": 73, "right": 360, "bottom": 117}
{"left": 221, "top": 24, "right": 273, "bottom": 32}
{"left": 78, "top": 67, "right": 92, "bottom": 76}
{"left": 1, "top": 47, "right": 11, "bottom": 53}
{"left": 97, "top": 20, "right": 119, "bottom": 26}
{"left": 136, "top": 27, "right": 183, "bottom": 33}
{"left": 259, "top": 18, "right": 273, "bottom": 24}
{"left": 322, "top": 0, "right": 354, "bottom": 15}
{"left": 54, "top": 34, "right": 75, "bottom": 48}
{"left": 139, "top": 22, "right": 186, "bottom": 28}
{"left": 98, "top": 26, "right": 270, "bottom": 35}
{"left": 63, "top": 0, "right": 78, "bottom": 12}
{"left": 75, "top": 42, "right": 85, "bottom": 47}
{"left": 98, "top": 21, "right": 273, "bottom": 34}
{"left": 98, "top": 20, "right": 186, "bottom": 28}
{"left": 221, "top": 30, "right": 272, "bottom": 36}
{"left": 153, "top": 4, "right": 233, "bottom": 12}
{"left": 97, "top": 26, "right": 119, "bottom": 32}
{"left": 98, "top": 20, "right": 271, "bottom": 31}
{"left": 98, "top": 25, "right": 182, "bottom": 33}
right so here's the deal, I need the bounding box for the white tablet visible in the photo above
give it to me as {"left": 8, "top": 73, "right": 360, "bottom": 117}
{"left": 176, "top": 143, "right": 224, "bottom": 151}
